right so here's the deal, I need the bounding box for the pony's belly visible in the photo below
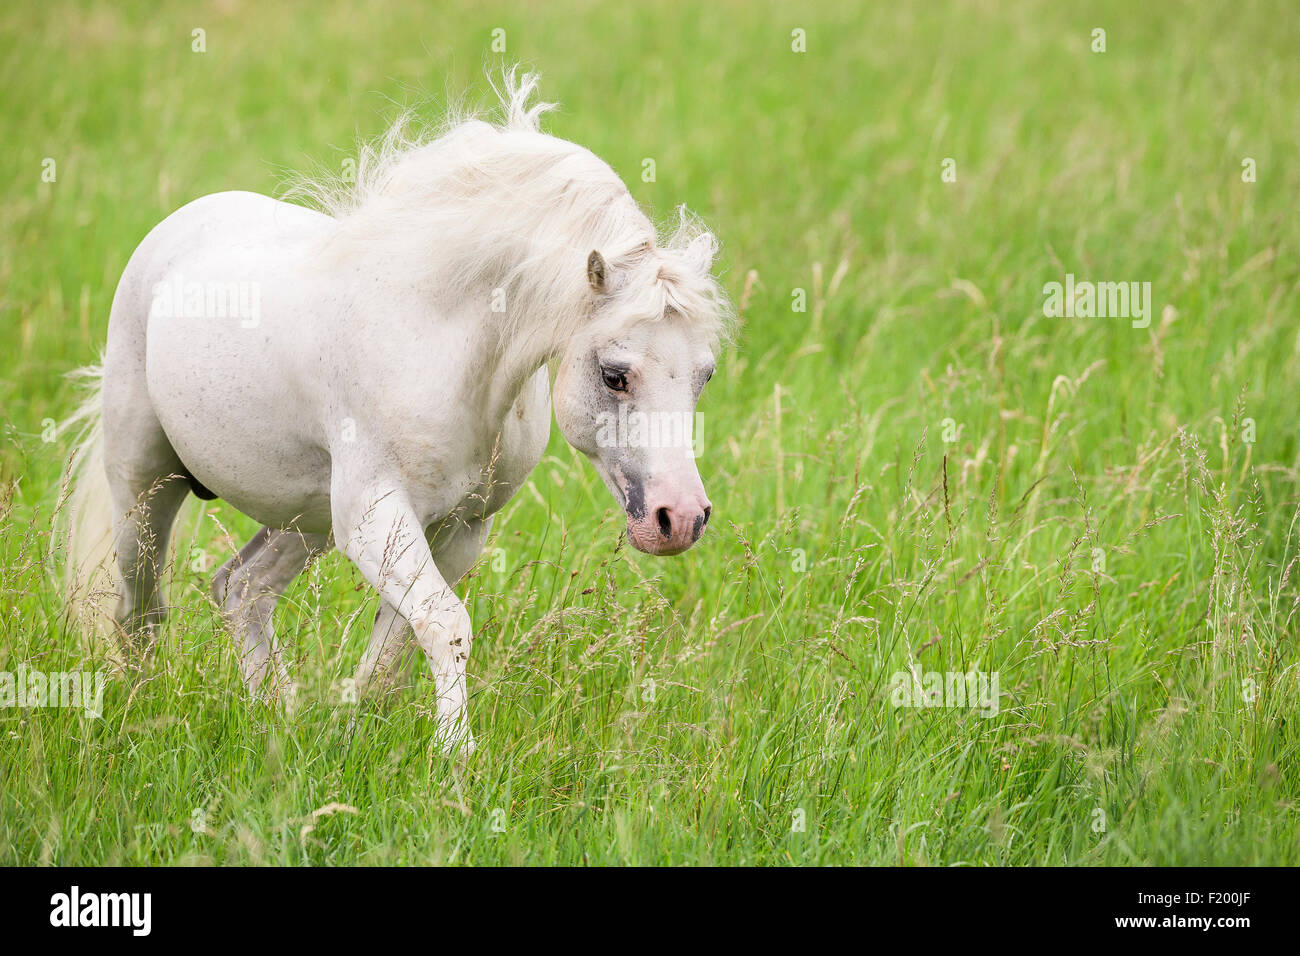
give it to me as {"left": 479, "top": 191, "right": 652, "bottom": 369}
{"left": 182, "top": 446, "right": 334, "bottom": 533}
{"left": 164, "top": 422, "right": 334, "bottom": 532}
{"left": 144, "top": 319, "right": 334, "bottom": 532}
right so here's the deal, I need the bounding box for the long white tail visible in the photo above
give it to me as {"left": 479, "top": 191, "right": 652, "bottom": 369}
{"left": 58, "top": 363, "right": 120, "bottom": 635}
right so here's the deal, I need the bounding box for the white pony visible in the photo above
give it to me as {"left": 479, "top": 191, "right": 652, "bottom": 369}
{"left": 64, "top": 70, "right": 731, "bottom": 750}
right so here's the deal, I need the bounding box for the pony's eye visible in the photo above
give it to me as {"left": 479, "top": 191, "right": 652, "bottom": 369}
{"left": 601, "top": 367, "right": 628, "bottom": 392}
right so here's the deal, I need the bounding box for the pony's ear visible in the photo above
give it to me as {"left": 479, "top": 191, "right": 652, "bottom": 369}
{"left": 587, "top": 250, "right": 608, "bottom": 293}
{"left": 684, "top": 231, "right": 718, "bottom": 274}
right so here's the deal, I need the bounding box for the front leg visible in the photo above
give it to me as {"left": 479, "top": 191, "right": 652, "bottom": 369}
{"left": 355, "top": 516, "right": 492, "bottom": 697}
{"left": 334, "top": 484, "right": 475, "bottom": 752}
{"left": 354, "top": 600, "right": 416, "bottom": 696}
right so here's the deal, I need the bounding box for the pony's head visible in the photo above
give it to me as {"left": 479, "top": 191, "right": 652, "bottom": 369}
{"left": 291, "top": 67, "right": 734, "bottom": 553}
{"left": 554, "top": 227, "right": 730, "bottom": 556}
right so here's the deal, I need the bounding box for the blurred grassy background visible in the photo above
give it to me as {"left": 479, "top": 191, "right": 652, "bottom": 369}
{"left": 1, "top": 0, "right": 1298, "bottom": 864}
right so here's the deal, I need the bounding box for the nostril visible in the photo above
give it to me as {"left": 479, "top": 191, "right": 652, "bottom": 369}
{"left": 702, "top": 505, "right": 711, "bottom": 526}
{"left": 655, "top": 507, "right": 672, "bottom": 538}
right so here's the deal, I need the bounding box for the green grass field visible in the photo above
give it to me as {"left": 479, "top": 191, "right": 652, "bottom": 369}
{"left": 2, "top": 0, "right": 1298, "bottom": 865}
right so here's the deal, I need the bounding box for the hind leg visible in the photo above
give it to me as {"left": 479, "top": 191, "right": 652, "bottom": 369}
{"left": 101, "top": 299, "right": 194, "bottom": 656}
{"left": 212, "top": 527, "right": 328, "bottom": 701}
{"left": 106, "top": 474, "right": 189, "bottom": 651}
{"left": 101, "top": 386, "right": 190, "bottom": 655}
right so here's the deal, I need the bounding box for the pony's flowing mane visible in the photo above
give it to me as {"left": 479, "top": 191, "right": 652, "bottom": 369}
{"left": 289, "top": 69, "right": 732, "bottom": 361}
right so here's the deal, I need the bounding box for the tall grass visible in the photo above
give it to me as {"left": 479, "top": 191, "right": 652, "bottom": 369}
{"left": 1, "top": 0, "right": 1297, "bottom": 864}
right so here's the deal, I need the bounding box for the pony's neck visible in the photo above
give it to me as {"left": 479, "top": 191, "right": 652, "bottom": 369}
{"left": 451, "top": 280, "right": 569, "bottom": 426}
{"left": 487, "top": 331, "right": 561, "bottom": 422}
